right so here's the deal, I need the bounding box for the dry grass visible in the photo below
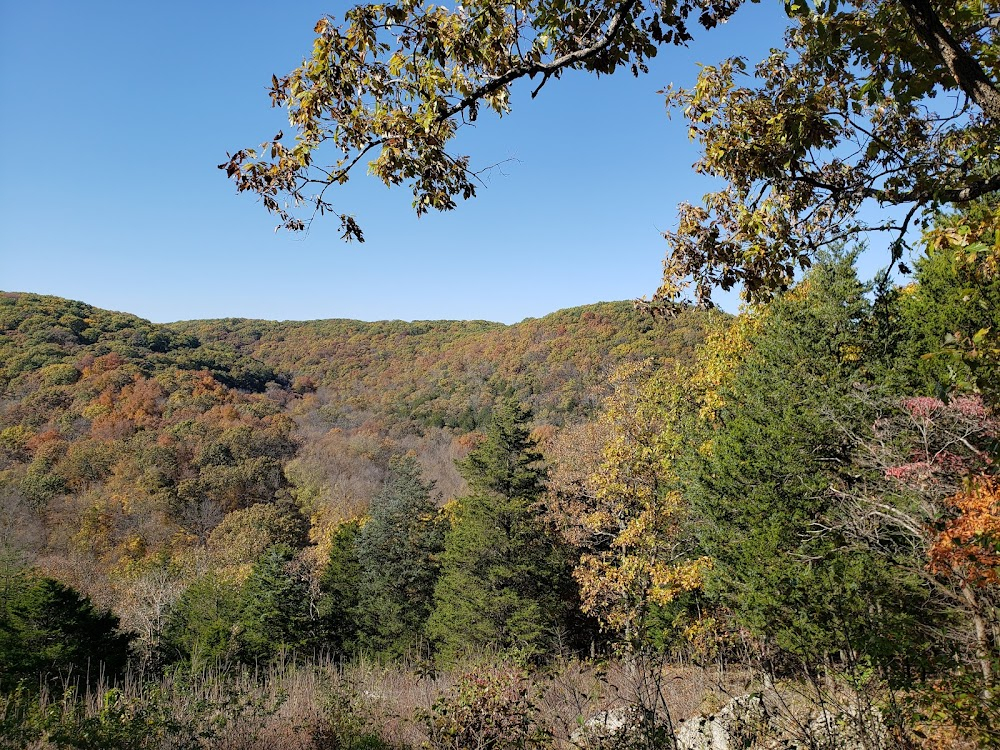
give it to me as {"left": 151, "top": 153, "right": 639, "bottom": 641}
{"left": 4, "top": 656, "right": 980, "bottom": 750}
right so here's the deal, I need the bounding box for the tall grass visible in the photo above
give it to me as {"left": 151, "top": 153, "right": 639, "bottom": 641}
{"left": 0, "top": 655, "right": 978, "bottom": 749}
{"left": 0, "top": 655, "right": 744, "bottom": 750}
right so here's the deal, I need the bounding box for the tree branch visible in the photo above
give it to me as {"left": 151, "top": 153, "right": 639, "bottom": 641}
{"left": 439, "top": 0, "right": 639, "bottom": 122}
{"left": 898, "top": 0, "right": 1000, "bottom": 120}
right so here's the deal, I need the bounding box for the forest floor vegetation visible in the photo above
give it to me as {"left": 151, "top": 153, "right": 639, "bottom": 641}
{"left": 0, "top": 654, "right": 981, "bottom": 750}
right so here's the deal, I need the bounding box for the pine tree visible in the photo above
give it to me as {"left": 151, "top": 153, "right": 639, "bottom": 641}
{"left": 355, "top": 455, "right": 444, "bottom": 658}
{"left": 426, "top": 400, "right": 572, "bottom": 661}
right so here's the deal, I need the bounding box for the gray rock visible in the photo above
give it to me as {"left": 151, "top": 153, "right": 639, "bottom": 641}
{"left": 797, "top": 705, "right": 889, "bottom": 750}
{"left": 570, "top": 706, "right": 632, "bottom": 746}
{"left": 674, "top": 693, "right": 768, "bottom": 750}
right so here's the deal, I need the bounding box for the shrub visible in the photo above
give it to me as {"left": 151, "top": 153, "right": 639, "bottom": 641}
{"left": 418, "top": 660, "right": 552, "bottom": 750}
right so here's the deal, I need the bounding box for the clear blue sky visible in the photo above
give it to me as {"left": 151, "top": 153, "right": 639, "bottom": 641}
{"left": 1, "top": 0, "right": 794, "bottom": 324}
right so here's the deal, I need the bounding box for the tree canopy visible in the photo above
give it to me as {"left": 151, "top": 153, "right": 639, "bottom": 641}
{"left": 223, "top": 0, "right": 1000, "bottom": 306}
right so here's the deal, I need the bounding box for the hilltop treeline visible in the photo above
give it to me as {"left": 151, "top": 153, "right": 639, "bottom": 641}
{"left": 167, "top": 300, "right": 708, "bottom": 429}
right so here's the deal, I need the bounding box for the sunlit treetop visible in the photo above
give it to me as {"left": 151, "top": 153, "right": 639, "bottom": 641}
{"left": 222, "top": 0, "right": 1000, "bottom": 307}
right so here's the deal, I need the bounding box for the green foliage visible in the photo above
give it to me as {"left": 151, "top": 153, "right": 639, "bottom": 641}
{"left": 427, "top": 401, "right": 575, "bottom": 661}
{"left": 895, "top": 207, "right": 1000, "bottom": 399}
{"left": 318, "top": 520, "right": 364, "bottom": 656}
{"left": 686, "top": 255, "right": 931, "bottom": 667}
{"left": 0, "top": 666, "right": 310, "bottom": 750}
{"left": 160, "top": 572, "right": 244, "bottom": 668}
{"left": 0, "top": 685, "right": 183, "bottom": 750}
{"left": 0, "top": 572, "right": 131, "bottom": 689}
{"left": 236, "top": 546, "right": 313, "bottom": 662}
{"left": 0, "top": 292, "right": 268, "bottom": 391}
{"left": 163, "top": 546, "right": 314, "bottom": 668}
{"left": 355, "top": 456, "right": 445, "bottom": 658}
{"left": 457, "top": 400, "right": 547, "bottom": 500}
{"left": 2, "top": 244, "right": 997, "bottom": 741}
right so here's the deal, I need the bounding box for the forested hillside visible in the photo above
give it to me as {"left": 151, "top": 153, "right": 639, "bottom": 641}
{"left": 0, "top": 292, "right": 710, "bottom": 635}
{"left": 166, "top": 300, "right": 707, "bottom": 428}
{"left": 4, "top": 0, "right": 1000, "bottom": 743}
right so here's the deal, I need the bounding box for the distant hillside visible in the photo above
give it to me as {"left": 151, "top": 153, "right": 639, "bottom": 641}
{"left": 0, "top": 292, "right": 284, "bottom": 394}
{"left": 0, "top": 291, "right": 714, "bottom": 612}
{"left": 168, "top": 300, "right": 711, "bottom": 429}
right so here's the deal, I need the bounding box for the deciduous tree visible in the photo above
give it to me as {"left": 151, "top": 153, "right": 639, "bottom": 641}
{"left": 224, "top": 1, "right": 1000, "bottom": 306}
{"left": 566, "top": 362, "right": 707, "bottom": 649}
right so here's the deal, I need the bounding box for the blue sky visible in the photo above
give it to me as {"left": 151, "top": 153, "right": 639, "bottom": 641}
{"left": 1, "top": 1, "right": 794, "bottom": 324}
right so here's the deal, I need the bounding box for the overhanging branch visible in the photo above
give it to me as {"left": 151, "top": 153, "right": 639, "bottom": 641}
{"left": 439, "top": 0, "right": 640, "bottom": 122}
{"left": 898, "top": 0, "right": 1000, "bottom": 120}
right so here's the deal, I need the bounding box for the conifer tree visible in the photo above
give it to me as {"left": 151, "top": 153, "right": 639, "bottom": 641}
{"left": 317, "top": 520, "right": 363, "bottom": 656}
{"left": 895, "top": 202, "right": 1000, "bottom": 400}
{"left": 163, "top": 546, "right": 313, "bottom": 667}
{"left": 427, "top": 400, "right": 573, "bottom": 661}
{"left": 0, "top": 573, "right": 131, "bottom": 687}
{"left": 687, "top": 254, "right": 930, "bottom": 667}
{"left": 236, "top": 545, "right": 312, "bottom": 662}
{"left": 355, "top": 455, "right": 444, "bottom": 658}
{"left": 160, "top": 572, "right": 242, "bottom": 668}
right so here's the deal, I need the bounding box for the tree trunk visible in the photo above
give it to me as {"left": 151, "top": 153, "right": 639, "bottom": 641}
{"left": 959, "top": 581, "right": 995, "bottom": 694}
{"left": 898, "top": 0, "right": 1000, "bottom": 120}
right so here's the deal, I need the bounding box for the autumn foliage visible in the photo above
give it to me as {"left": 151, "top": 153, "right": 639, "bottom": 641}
{"left": 2, "top": 221, "right": 999, "bottom": 747}
{"left": 930, "top": 476, "right": 1000, "bottom": 587}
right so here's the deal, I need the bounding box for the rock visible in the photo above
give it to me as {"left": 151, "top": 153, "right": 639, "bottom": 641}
{"left": 572, "top": 693, "right": 773, "bottom": 750}
{"left": 798, "top": 705, "right": 889, "bottom": 750}
{"left": 675, "top": 693, "right": 769, "bottom": 750}
{"left": 570, "top": 706, "right": 632, "bottom": 746}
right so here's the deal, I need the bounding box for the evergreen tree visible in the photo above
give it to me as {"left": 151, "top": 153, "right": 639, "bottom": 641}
{"left": 355, "top": 455, "right": 444, "bottom": 658}
{"left": 317, "top": 520, "right": 363, "bottom": 656}
{"left": 160, "top": 572, "right": 243, "bottom": 668}
{"left": 687, "top": 255, "right": 930, "bottom": 668}
{"left": 0, "top": 573, "right": 131, "bottom": 687}
{"left": 427, "top": 400, "right": 573, "bottom": 661}
{"left": 895, "top": 204, "right": 1000, "bottom": 400}
{"left": 163, "top": 546, "right": 313, "bottom": 667}
{"left": 236, "top": 545, "right": 312, "bottom": 662}
{"left": 458, "top": 400, "right": 547, "bottom": 501}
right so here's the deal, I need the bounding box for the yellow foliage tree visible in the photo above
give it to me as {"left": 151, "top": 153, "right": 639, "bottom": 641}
{"left": 688, "top": 307, "right": 765, "bottom": 424}
{"left": 568, "top": 361, "right": 708, "bottom": 645}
